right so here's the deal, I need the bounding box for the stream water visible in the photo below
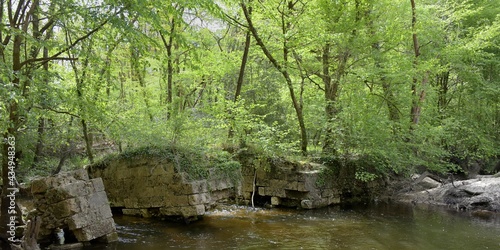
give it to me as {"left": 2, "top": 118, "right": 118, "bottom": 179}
{"left": 86, "top": 203, "right": 499, "bottom": 250}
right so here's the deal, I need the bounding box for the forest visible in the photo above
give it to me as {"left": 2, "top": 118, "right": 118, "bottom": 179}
{"left": 0, "top": 0, "right": 499, "bottom": 237}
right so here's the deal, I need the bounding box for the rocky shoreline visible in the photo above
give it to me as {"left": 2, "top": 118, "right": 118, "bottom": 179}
{"left": 394, "top": 175, "right": 500, "bottom": 216}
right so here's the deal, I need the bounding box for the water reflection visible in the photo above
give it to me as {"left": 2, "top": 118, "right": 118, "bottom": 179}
{"left": 90, "top": 203, "right": 500, "bottom": 250}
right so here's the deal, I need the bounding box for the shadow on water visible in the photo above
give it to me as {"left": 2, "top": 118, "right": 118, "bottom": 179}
{"left": 80, "top": 203, "right": 499, "bottom": 250}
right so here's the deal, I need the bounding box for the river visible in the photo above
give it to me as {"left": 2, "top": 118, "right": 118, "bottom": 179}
{"left": 86, "top": 203, "right": 499, "bottom": 250}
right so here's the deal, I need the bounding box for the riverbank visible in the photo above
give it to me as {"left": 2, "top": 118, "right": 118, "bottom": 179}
{"left": 393, "top": 174, "right": 500, "bottom": 217}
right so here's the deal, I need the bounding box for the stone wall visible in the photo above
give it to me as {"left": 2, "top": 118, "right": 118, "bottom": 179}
{"left": 30, "top": 169, "right": 117, "bottom": 244}
{"left": 87, "top": 156, "right": 238, "bottom": 221}
{"left": 238, "top": 154, "right": 341, "bottom": 209}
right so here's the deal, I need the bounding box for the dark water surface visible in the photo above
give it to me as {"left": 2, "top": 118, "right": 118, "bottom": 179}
{"left": 88, "top": 203, "right": 500, "bottom": 250}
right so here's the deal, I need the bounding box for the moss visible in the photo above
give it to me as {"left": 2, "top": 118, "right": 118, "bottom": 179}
{"left": 90, "top": 144, "right": 241, "bottom": 181}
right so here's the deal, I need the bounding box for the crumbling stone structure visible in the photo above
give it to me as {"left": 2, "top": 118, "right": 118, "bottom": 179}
{"left": 87, "top": 156, "right": 239, "bottom": 221}
{"left": 30, "top": 169, "right": 117, "bottom": 244}
{"left": 239, "top": 155, "right": 341, "bottom": 209}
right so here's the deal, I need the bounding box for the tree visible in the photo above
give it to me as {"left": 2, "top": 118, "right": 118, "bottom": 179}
{"left": 241, "top": 0, "right": 308, "bottom": 155}
{"left": 0, "top": 0, "right": 123, "bottom": 241}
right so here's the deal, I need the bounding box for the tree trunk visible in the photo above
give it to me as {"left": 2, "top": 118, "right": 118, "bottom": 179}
{"left": 241, "top": 2, "right": 308, "bottom": 155}
{"left": 322, "top": 44, "right": 340, "bottom": 153}
{"left": 81, "top": 119, "right": 94, "bottom": 164}
{"left": 159, "top": 17, "right": 176, "bottom": 118}
{"left": 1, "top": 16, "right": 24, "bottom": 243}
{"left": 229, "top": 29, "right": 252, "bottom": 138}
{"left": 437, "top": 71, "right": 449, "bottom": 119}
{"left": 235, "top": 31, "right": 251, "bottom": 102}
{"left": 409, "top": 0, "right": 428, "bottom": 128}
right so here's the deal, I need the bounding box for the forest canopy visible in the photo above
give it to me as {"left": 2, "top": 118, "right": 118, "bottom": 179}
{"left": 1, "top": 0, "right": 499, "bottom": 185}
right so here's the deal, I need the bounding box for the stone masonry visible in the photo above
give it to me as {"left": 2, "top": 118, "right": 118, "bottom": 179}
{"left": 239, "top": 155, "right": 341, "bottom": 209}
{"left": 87, "top": 156, "right": 238, "bottom": 221}
{"left": 30, "top": 169, "right": 118, "bottom": 243}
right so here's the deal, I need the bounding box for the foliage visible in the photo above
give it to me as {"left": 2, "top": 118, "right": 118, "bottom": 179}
{"left": 93, "top": 143, "right": 241, "bottom": 181}
{"left": 1, "top": 0, "right": 499, "bottom": 195}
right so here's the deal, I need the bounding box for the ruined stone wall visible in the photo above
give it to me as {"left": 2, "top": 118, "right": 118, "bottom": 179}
{"left": 238, "top": 154, "right": 341, "bottom": 209}
{"left": 30, "top": 169, "right": 117, "bottom": 243}
{"left": 87, "top": 156, "right": 238, "bottom": 220}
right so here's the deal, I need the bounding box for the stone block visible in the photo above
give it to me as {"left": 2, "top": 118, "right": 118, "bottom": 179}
{"left": 88, "top": 191, "right": 109, "bottom": 209}
{"left": 98, "top": 204, "right": 114, "bottom": 219}
{"left": 301, "top": 200, "right": 313, "bottom": 209}
{"left": 256, "top": 175, "right": 270, "bottom": 186}
{"left": 91, "top": 178, "right": 105, "bottom": 192}
{"left": 285, "top": 181, "right": 298, "bottom": 190}
{"left": 297, "top": 182, "right": 308, "bottom": 192}
{"left": 164, "top": 195, "right": 189, "bottom": 207}
{"left": 210, "top": 189, "right": 233, "bottom": 203}
{"left": 124, "top": 198, "right": 140, "bottom": 208}
{"left": 160, "top": 205, "right": 205, "bottom": 218}
{"left": 95, "top": 232, "right": 119, "bottom": 243}
{"left": 312, "top": 198, "right": 330, "bottom": 208}
{"left": 73, "top": 217, "right": 116, "bottom": 242}
{"left": 209, "top": 179, "right": 230, "bottom": 191}
{"left": 271, "top": 197, "right": 281, "bottom": 206}
{"left": 241, "top": 178, "right": 254, "bottom": 193}
{"left": 265, "top": 185, "right": 286, "bottom": 198}
{"left": 270, "top": 179, "right": 288, "bottom": 189}
{"left": 141, "top": 186, "right": 157, "bottom": 198}
{"left": 258, "top": 187, "right": 266, "bottom": 196}
{"left": 194, "top": 204, "right": 205, "bottom": 216}
{"left": 159, "top": 206, "right": 180, "bottom": 216}
{"left": 52, "top": 198, "right": 80, "bottom": 219}
{"left": 188, "top": 193, "right": 210, "bottom": 206}
{"left": 190, "top": 180, "right": 209, "bottom": 194}
{"left": 31, "top": 178, "right": 50, "bottom": 194}
{"left": 68, "top": 212, "right": 91, "bottom": 230}
{"left": 147, "top": 196, "right": 165, "bottom": 208}
{"left": 104, "top": 232, "right": 120, "bottom": 243}
{"left": 62, "top": 181, "right": 91, "bottom": 198}
{"left": 173, "top": 182, "right": 205, "bottom": 195}
{"left": 45, "top": 188, "right": 72, "bottom": 204}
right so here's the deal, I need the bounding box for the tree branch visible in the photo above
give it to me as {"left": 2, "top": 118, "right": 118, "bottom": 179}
{"left": 32, "top": 105, "right": 80, "bottom": 118}
{"left": 20, "top": 8, "right": 124, "bottom": 68}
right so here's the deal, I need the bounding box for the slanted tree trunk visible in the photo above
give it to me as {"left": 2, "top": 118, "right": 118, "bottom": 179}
{"left": 241, "top": 2, "right": 308, "bottom": 155}
{"left": 229, "top": 27, "right": 252, "bottom": 139}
